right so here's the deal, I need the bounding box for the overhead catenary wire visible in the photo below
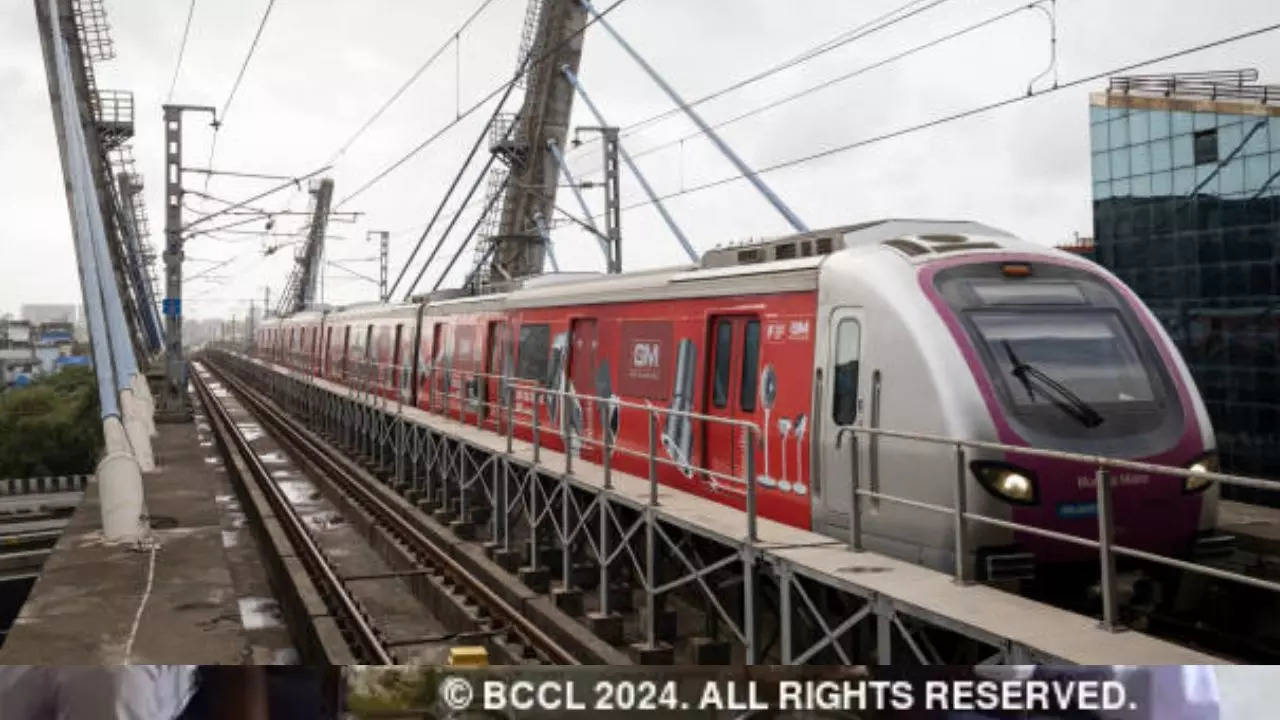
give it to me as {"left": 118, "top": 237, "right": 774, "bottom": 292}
{"left": 203, "top": 0, "right": 280, "bottom": 190}
{"left": 384, "top": 83, "right": 521, "bottom": 299}
{"left": 606, "top": 22, "right": 1280, "bottom": 218}
{"left": 326, "top": 0, "right": 504, "bottom": 163}
{"left": 218, "top": 0, "right": 279, "bottom": 125}
{"left": 166, "top": 0, "right": 198, "bottom": 103}
{"left": 569, "top": 0, "right": 957, "bottom": 158}
{"left": 590, "top": 1, "right": 1044, "bottom": 174}
{"left": 334, "top": 0, "right": 638, "bottom": 209}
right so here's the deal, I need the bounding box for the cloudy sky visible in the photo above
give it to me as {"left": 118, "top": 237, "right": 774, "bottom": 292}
{"left": 1, "top": 0, "right": 1277, "bottom": 319}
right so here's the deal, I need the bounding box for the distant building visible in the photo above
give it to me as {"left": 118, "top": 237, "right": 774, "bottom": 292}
{"left": 20, "top": 304, "right": 77, "bottom": 325}
{"left": 1089, "top": 69, "right": 1280, "bottom": 490}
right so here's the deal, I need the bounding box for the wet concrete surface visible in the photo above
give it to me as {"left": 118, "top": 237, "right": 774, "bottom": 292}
{"left": 205, "top": 374, "right": 453, "bottom": 664}
{"left": 0, "top": 418, "right": 266, "bottom": 664}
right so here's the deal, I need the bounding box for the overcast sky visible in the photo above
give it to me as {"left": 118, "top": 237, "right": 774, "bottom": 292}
{"left": 1, "top": 0, "right": 1277, "bottom": 320}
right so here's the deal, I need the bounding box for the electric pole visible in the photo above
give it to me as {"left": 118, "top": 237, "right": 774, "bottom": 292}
{"left": 368, "top": 230, "right": 390, "bottom": 301}
{"left": 573, "top": 125, "right": 621, "bottom": 273}
{"left": 159, "top": 103, "right": 216, "bottom": 419}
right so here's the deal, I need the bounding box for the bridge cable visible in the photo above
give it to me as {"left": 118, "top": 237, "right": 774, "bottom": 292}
{"left": 325, "top": 0, "right": 503, "bottom": 164}
{"left": 580, "top": 1, "right": 1043, "bottom": 177}
{"left": 333, "top": 0, "right": 638, "bottom": 209}
{"left": 608, "top": 23, "right": 1280, "bottom": 218}
{"left": 568, "top": 0, "right": 957, "bottom": 159}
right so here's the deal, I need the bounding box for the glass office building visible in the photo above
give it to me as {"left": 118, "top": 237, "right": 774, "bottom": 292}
{"left": 1089, "top": 71, "right": 1280, "bottom": 496}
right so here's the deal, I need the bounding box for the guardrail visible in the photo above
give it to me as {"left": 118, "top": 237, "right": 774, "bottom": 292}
{"left": 246, "top": 346, "right": 1280, "bottom": 633}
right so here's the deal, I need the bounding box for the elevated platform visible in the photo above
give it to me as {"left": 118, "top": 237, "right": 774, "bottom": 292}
{"left": 240, "top": 353, "right": 1220, "bottom": 665}
{"left": 0, "top": 418, "right": 293, "bottom": 664}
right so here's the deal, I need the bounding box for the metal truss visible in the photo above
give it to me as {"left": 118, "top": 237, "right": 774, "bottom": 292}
{"left": 216, "top": 350, "right": 1100, "bottom": 665}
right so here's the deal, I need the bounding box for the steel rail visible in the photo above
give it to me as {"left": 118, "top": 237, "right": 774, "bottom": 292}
{"left": 191, "top": 364, "right": 394, "bottom": 664}
{"left": 205, "top": 357, "right": 583, "bottom": 666}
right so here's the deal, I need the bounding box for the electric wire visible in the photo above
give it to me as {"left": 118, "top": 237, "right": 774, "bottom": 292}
{"left": 609, "top": 23, "right": 1280, "bottom": 219}
{"left": 326, "top": 0, "right": 504, "bottom": 163}
{"left": 203, "top": 0, "right": 280, "bottom": 190}
{"left": 219, "top": 0, "right": 279, "bottom": 125}
{"left": 568, "top": 0, "right": 956, "bottom": 158}
{"left": 334, "top": 0, "right": 638, "bottom": 209}
{"left": 166, "top": 0, "right": 198, "bottom": 103}
{"left": 583, "top": 1, "right": 1042, "bottom": 175}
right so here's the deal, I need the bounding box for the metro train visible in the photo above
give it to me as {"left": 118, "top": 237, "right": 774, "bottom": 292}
{"left": 255, "top": 219, "right": 1227, "bottom": 580}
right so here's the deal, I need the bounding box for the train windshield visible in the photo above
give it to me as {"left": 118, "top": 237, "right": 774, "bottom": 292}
{"left": 970, "top": 311, "right": 1156, "bottom": 409}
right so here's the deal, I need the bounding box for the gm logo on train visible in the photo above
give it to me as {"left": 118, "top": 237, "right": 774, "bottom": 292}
{"left": 632, "top": 341, "right": 662, "bottom": 370}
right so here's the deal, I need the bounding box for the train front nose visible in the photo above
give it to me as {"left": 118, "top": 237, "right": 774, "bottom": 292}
{"left": 1007, "top": 457, "right": 1207, "bottom": 564}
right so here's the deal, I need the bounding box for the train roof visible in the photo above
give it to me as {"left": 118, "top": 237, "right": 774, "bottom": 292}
{"left": 299, "top": 219, "right": 1062, "bottom": 322}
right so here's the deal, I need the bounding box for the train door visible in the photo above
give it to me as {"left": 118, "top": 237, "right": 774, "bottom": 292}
{"left": 817, "top": 307, "right": 867, "bottom": 531}
{"left": 431, "top": 323, "right": 451, "bottom": 411}
{"left": 484, "top": 320, "right": 510, "bottom": 425}
{"left": 392, "top": 324, "right": 404, "bottom": 402}
{"left": 702, "top": 316, "right": 757, "bottom": 485}
{"left": 341, "top": 326, "right": 352, "bottom": 381}
{"left": 567, "top": 318, "right": 598, "bottom": 459}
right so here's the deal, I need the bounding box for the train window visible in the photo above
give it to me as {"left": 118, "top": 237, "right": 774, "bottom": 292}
{"left": 832, "top": 319, "right": 861, "bottom": 425}
{"left": 516, "top": 324, "right": 550, "bottom": 380}
{"left": 740, "top": 320, "right": 761, "bottom": 412}
{"left": 775, "top": 243, "right": 797, "bottom": 261}
{"left": 712, "top": 320, "right": 732, "bottom": 408}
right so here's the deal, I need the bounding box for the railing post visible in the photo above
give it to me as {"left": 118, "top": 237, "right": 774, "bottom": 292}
{"left": 647, "top": 409, "right": 659, "bottom": 507}
{"left": 532, "top": 391, "right": 542, "bottom": 464}
{"left": 504, "top": 385, "right": 514, "bottom": 454}
{"left": 563, "top": 391, "right": 574, "bottom": 477}
{"left": 599, "top": 400, "right": 612, "bottom": 616}
{"left": 953, "top": 443, "right": 972, "bottom": 585}
{"left": 601, "top": 402, "right": 612, "bottom": 491}
{"left": 645, "top": 503, "right": 657, "bottom": 649}
{"left": 745, "top": 425, "right": 758, "bottom": 544}
{"left": 849, "top": 434, "right": 863, "bottom": 552}
{"left": 1096, "top": 467, "right": 1121, "bottom": 632}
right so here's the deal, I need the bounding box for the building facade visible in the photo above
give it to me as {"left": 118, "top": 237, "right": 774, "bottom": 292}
{"left": 19, "top": 304, "right": 77, "bottom": 326}
{"left": 1089, "top": 71, "right": 1280, "bottom": 492}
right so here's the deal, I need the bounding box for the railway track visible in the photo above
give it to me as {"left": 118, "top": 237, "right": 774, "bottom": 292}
{"left": 194, "top": 360, "right": 584, "bottom": 666}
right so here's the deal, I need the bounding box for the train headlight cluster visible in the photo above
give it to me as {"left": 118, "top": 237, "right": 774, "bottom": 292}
{"left": 971, "top": 462, "right": 1039, "bottom": 505}
{"left": 1184, "top": 453, "right": 1218, "bottom": 494}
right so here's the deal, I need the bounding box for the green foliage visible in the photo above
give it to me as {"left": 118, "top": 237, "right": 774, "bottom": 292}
{"left": 0, "top": 366, "right": 103, "bottom": 477}
{"left": 345, "top": 666, "right": 441, "bottom": 714}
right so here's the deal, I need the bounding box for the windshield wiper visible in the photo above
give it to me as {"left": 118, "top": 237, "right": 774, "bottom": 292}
{"left": 1001, "top": 341, "right": 1104, "bottom": 428}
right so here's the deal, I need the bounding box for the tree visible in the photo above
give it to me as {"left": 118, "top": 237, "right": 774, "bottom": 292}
{"left": 0, "top": 366, "right": 103, "bottom": 477}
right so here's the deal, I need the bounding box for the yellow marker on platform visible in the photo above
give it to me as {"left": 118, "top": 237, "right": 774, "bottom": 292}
{"left": 448, "top": 646, "right": 489, "bottom": 667}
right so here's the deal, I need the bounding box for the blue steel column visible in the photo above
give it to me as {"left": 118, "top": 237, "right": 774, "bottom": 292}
{"left": 545, "top": 139, "right": 611, "bottom": 262}
{"left": 561, "top": 67, "right": 698, "bottom": 263}
{"left": 578, "top": 0, "right": 809, "bottom": 234}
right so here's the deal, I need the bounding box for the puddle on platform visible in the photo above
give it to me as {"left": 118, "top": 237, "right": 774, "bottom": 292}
{"left": 237, "top": 596, "right": 284, "bottom": 630}
{"left": 221, "top": 530, "right": 238, "bottom": 548}
{"left": 204, "top": 456, "right": 222, "bottom": 465}
{"left": 272, "top": 648, "right": 300, "bottom": 664}
{"left": 257, "top": 451, "right": 287, "bottom": 465}
{"left": 270, "top": 469, "right": 295, "bottom": 479}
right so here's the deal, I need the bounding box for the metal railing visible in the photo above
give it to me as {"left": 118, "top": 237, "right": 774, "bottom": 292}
{"left": 254, "top": 346, "right": 1280, "bottom": 633}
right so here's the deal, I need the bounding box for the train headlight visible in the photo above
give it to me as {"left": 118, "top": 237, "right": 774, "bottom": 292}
{"left": 1184, "top": 453, "right": 1218, "bottom": 494}
{"left": 971, "top": 462, "right": 1039, "bottom": 505}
